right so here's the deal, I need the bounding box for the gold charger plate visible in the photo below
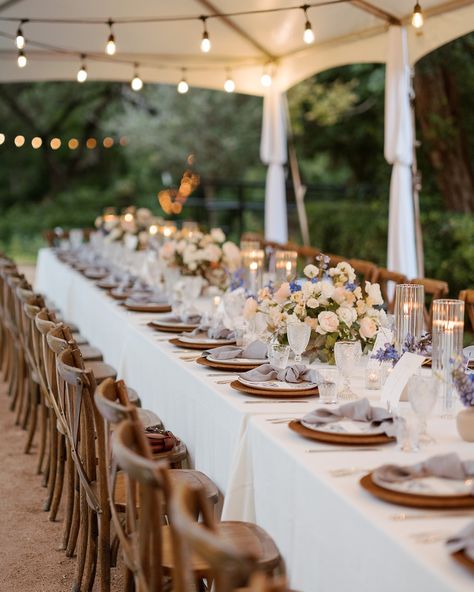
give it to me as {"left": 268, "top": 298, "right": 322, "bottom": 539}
{"left": 452, "top": 550, "right": 474, "bottom": 574}
{"left": 169, "top": 338, "right": 223, "bottom": 350}
{"left": 96, "top": 280, "right": 118, "bottom": 290}
{"left": 360, "top": 473, "right": 474, "bottom": 509}
{"left": 125, "top": 303, "right": 172, "bottom": 313}
{"left": 288, "top": 420, "right": 394, "bottom": 445}
{"left": 230, "top": 380, "right": 318, "bottom": 399}
{"left": 148, "top": 321, "right": 197, "bottom": 334}
{"left": 196, "top": 356, "right": 261, "bottom": 372}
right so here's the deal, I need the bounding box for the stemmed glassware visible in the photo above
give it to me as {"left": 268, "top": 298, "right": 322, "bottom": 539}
{"left": 334, "top": 340, "right": 362, "bottom": 400}
{"left": 287, "top": 320, "right": 311, "bottom": 364}
{"left": 408, "top": 373, "right": 438, "bottom": 445}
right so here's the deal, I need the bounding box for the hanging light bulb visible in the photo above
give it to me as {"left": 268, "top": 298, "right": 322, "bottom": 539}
{"left": 105, "top": 19, "right": 116, "bottom": 55}
{"left": 77, "top": 55, "right": 87, "bottom": 83}
{"left": 411, "top": 2, "right": 424, "bottom": 29}
{"left": 224, "top": 71, "right": 235, "bottom": 93}
{"left": 177, "top": 69, "right": 189, "bottom": 94}
{"left": 131, "top": 64, "right": 143, "bottom": 91}
{"left": 16, "top": 20, "right": 26, "bottom": 50}
{"left": 17, "top": 50, "right": 27, "bottom": 68}
{"left": 260, "top": 64, "right": 272, "bottom": 87}
{"left": 302, "top": 5, "right": 315, "bottom": 45}
{"left": 200, "top": 16, "right": 211, "bottom": 53}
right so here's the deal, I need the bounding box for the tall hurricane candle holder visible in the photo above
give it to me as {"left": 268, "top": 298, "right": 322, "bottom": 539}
{"left": 275, "top": 250, "right": 298, "bottom": 286}
{"left": 394, "top": 284, "right": 424, "bottom": 353}
{"left": 432, "top": 299, "right": 465, "bottom": 417}
{"left": 242, "top": 249, "right": 264, "bottom": 296}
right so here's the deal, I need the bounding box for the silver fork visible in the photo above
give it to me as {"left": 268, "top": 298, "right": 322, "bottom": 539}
{"left": 329, "top": 467, "right": 372, "bottom": 477}
{"left": 391, "top": 510, "right": 474, "bottom": 521}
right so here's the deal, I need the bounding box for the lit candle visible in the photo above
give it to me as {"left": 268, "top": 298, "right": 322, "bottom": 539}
{"left": 149, "top": 224, "right": 158, "bottom": 236}
{"left": 365, "top": 367, "right": 382, "bottom": 390}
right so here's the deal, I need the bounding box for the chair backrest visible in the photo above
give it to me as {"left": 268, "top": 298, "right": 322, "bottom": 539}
{"left": 348, "top": 258, "right": 379, "bottom": 284}
{"left": 35, "top": 309, "right": 60, "bottom": 401}
{"left": 112, "top": 419, "right": 168, "bottom": 592}
{"left": 169, "top": 480, "right": 258, "bottom": 592}
{"left": 459, "top": 289, "right": 474, "bottom": 332}
{"left": 408, "top": 277, "right": 449, "bottom": 328}
{"left": 377, "top": 268, "right": 408, "bottom": 313}
{"left": 56, "top": 347, "right": 103, "bottom": 514}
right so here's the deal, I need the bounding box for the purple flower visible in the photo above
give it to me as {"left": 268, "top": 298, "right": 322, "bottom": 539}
{"left": 372, "top": 343, "right": 400, "bottom": 366}
{"left": 452, "top": 358, "right": 474, "bottom": 408}
{"left": 345, "top": 282, "right": 357, "bottom": 292}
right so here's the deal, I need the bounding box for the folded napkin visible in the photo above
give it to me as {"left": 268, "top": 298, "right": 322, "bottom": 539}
{"left": 161, "top": 314, "right": 200, "bottom": 325}
{"left": 240, "top": 364, "right": 322, "bottom": 384}
{"left": 202, "top": 340, "right": 267, "bottom": 360}
{"left": 446, "top": 521, "right": 474, "bottom": 560}
{"left": 190, "top": 322, "right": 235, "bottom": 341}
{"left": 127, "top": 290, "right": 168, "bottom": 305}
{"left": 373, "top": 453, "right": 474, "bottom": 493}
{"left": 301, "top": 398, "right": 395, "bottom": 435}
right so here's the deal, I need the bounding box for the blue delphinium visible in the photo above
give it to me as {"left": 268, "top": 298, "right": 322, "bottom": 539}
{"left": 452, "top": 358, "right": 474, "bottom": 408}
{"left": 289, "top": 280, "right": 301, "bottom": 293}
{"left": 345, "top": 282, "right": 357, "bottom": 292}
{"left": 372, "top": 342, "right": 400, "bottom": 366}
{"left": 229, "top": 268, "right": 245, "bottom": 291}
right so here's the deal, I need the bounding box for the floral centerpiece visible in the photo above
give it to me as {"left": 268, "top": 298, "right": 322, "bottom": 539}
{"left": 95, "top": 206, "right": 159, "bottom": 249}
{"left": 159, "top": 228, "right": 241, "bottom": 290}
{"left": 244, "top": 260, "right": 387, "bottom": 364}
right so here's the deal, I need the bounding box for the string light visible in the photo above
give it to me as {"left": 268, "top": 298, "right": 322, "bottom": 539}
{"left": 302, "top": 5, "right": 315, "bottom": 44}
{"left": 200, "top": 16, "right": 211, "bottom": 53}
{"left": 260, "top": 64, "right": 272, "bottom": 87}
{"left": 14, "top": 135, "right": 25, "bottom": 147}
{"left": 31, "top": 137, "right": 42, "bottom": 149}
{"left": 17, "top": 49, "right": 27, "bottom": 68}
{"left": 411, "top": 2, "right": 424, "bottom": 29}
{"left": 86, "top": 138, "right": 97, "bottom": 149}
{"left": 103, "top": 137, "right": 114, "bottom": 148}
{"left": 0, "top": 133, "right": 5, "bottom": 145}
{"left": 105, "top": 19, "right": 116, "bottom": 55}
{"left": 77, "top": 54, "right": 87, "bottom": 82}
{"left": 16, "top": 20, "right": 26, "bottom": 49}
{"left": 50, "top": 138, "right": 61, "bottom": 150}
{"left": 130, "top": 63, "right": 143, "bottom": 91}
{"left": 68, "top": 138, "right": 79, "bottom": 150}
{"left": 224, "top": 70, "right": 235, "bottom": 93}
{"left": 177, "top": 69, "right": 189, "bottom": 94}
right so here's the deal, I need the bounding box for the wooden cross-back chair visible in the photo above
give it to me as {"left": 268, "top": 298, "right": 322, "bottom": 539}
{"left": 113, "top": 418, "right": 282, "bottom": 592}
{"left": 459, "top": 290, "right": 474, "bottom": 332}
{"left": 0, "top": 260, "right": 18, "bottom": 379}
{"left": 377, "top": 269, "right": 408, "bottom": 313}
{"left": 56, "top": 346, "right": 110, "bottom": 592}
{"left": 408, "top": 278, "right": 449, "bottom": 329}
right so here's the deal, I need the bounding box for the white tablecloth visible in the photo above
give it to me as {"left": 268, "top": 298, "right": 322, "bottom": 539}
{"left": 36, "top": 248, "right": 473, "bottom": 592}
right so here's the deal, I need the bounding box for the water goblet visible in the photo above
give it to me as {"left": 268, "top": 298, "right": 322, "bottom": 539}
{"left": 269, "top": 343, "right": 290, "bottom": 369}
{"left": 408, "top": 373, "right": 438, "bottom": 445}
{"left": 334, "top": 340, "right": 362, "bottom": 400}
{"left": 287, "top": 321, "right": 311, "bottom": 364}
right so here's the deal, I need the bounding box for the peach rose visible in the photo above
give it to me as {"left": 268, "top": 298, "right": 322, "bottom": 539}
{"left": 359, "top": 316, "right": 377, "bottom": 339}
{"left": 274, "top": 282, "right": 291, "bottom": 304}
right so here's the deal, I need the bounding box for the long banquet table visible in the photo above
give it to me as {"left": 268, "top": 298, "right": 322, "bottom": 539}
{"left": 36, "top": 248, "right": 473, "bottom": 592}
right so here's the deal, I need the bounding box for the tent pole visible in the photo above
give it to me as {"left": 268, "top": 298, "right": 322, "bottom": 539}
{"left": 284, "top": 95, "right": 310, "bottom": 247}
{"left": 410, "top": 68, "right": 425, "bottom": 277}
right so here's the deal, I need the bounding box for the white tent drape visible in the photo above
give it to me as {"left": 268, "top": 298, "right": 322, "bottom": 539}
{"left": 384, "top": 26, "right": 418, "bottom": 279}
{"left": 260, "top": 89, "right": 288, "bottom": 244}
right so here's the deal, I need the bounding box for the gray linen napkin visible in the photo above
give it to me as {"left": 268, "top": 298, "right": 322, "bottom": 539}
{"left": 446, "top": 521, "right": 474, "bottom": 560}
{"left": 127, "top": 290, "right": 168, "bottom": 305}
{"left": 190, "top": 322, "right": 235, "bottom": 341}
{"left": 202, "top": 340, "right": 267, "bottom": 360}
{"left": 157, "top": 314, "right": 200, "bottom": 325}
{"left": 240, "top": 364, "right": 322, "bottom": 384}
{"left": 301, "top": 398, "right": 395, "bottom": 435}
{"left": 373, "top": 453, "right": 474, "bottom": 493}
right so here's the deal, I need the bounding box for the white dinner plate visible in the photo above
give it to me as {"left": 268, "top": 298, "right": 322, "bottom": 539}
{"left": 206, "top": 355, "right": 263, "bottom": 366}
{"left": 179, "top": 335, "right": 235, "bottom": 346}
{"left": 238, "top": 377, "right": 318, "bottom": 391}
{"left": 150, "top": 316, "right": 200, "bottom": 329}
{"left": 372, "top": 473, "right": 473, "bottom": 498}
{"left": 301, "top": 420, "right": 386, "bottom": 436}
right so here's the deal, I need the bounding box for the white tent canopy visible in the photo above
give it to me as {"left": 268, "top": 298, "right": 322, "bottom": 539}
{"left": 0, "top": 0, "right": 472, "bottom": 275}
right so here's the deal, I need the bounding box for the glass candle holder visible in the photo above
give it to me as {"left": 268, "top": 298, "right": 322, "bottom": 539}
{"left": 365, "top": 367, "right": 383, "bottom": 390}
{"left": 242, "top": 249, "right": 264, "bottom": 296}
{"left": 240, "top": 240, "right": 261, "bottom": 252}
{"left": 394, "top": 284, "right": 424, "bottom": 353}
{"left": 275, "top": 250, "right": 298, "bottom": 285}
{"left": 181, "top": 221, "right": 199, "bottom": 237}
{"left": 432, "top": 299, "right": 465, "bottom": 416}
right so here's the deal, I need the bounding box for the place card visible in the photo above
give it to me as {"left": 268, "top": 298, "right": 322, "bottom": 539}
{"left": 380, "top": 352, "right": 425, "bottom": 408}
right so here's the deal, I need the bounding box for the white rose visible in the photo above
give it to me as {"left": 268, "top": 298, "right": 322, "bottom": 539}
{"left": 320, "top": 281, "right": 335, "bottom": 301}
{"left": 243, "top": 297, "right": 258, "bottom": 320}
{"left": 359, "top": 316, "right": 377, "bottom": 339}
{"left": 306, "top": 297, "right": 319, "bottom": 309}
{"left": 332, "top": 287, "right": 346, "bottom": 304}
{"left": 337, "top": 306, "right": 357, "bottom": 327}
{"left": 210, "top": 228, "right": 225, "bottom": 243}
{"left": 222, "top": 241, "right": 241, "bottom": 271}
{"left": 356, "top": 300, "right": 367, "bottom": 315}
{"left": 302, "top": 281, "right": 315, "bottom": 298}
{"left": 317, "top": 311, "right": 339, "bottom": 334}
{"left": 365, "top": 281, "right": 384, "bottom": 306}
{"left": 304, "top": 264, "right": 319, "bottom": 279}
{"left": 201, "top": 244, "right": 221, "bottom": 263}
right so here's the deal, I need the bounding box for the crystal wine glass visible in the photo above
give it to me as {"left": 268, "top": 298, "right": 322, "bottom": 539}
{"left": 334, "top": 340, "right": 362, "bottom": 400}
{"left": 408, "top": 373, "right": 438, "bottom": 445}
{"left": 287, "top": 321, "right": 311, "bottom": 363}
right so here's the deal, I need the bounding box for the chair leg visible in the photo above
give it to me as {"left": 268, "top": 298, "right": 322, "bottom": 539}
{"left": 98, "top": 507, "right": 111, "bottom": 592}
{"left": 83, "top": 511, "right": 98, "bottom": 592}
{"left": 14, "top": 357, "right": 26, "bottom": 424}
{"left": 43, "top": 417, "right": 58, "bottom": 511}
{"left": 124, "top": 566, "right": 135, "bottom": 592}
{"left": 24, "top": 380, "right": 39, "bottom": 454}
{"left": 20, "top": 370, "right": 32, "bottom": 431}
{"left": 72, "top": 491, "right": 89, "bottom": 592}
{"left": 50, "top": 432, "right": 66, "bottom": 521}
{"left": 66, "top": 473, "right": 81, "bottom": 557}
{"left": 37, "top": 398, "right": 48, "bottom": 474}
{"left": 61, "top": 444, "right": 75, "bottom": 551}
